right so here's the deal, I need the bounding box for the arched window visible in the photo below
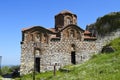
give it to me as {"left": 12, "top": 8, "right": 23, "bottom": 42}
{"left": 77, "top": 31, "right": 81, "bottom": 40}
{"left": 67, "top": 18, "right": 71, "bottom": 25}
{"left": 70, "top": 30, "right": 74, "bottom": 38}
{"left": 35, "top": 33, "right": 41, "bottom": 42}
{"left": 24, "top": 33, "right": 28, "bottom": 41}
{"left": 30, "top": 34, "right": 34, "bottom": 41}
{"left": 35, "top": 49, "right": 41, "bottom": 56}
{"left": 71, "top": 44, "right": 75, "bottom": 51}
{"left": 66, "top": 17, "right": 72, "bottom": 25}
{"left": 42, "top": 33, "right": 48, "bottom": 43}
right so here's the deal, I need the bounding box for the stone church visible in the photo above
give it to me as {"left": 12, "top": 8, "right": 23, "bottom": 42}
{"left": 20, "top": 10, "right": 97, "bottom": 75}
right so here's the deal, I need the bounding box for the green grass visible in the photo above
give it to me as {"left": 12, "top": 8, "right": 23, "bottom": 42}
{"left": 16, "top": 38, "right": 120, "bottom": 80}
{"left": 109, "top": 37, "right": 120, "bottom": 51}
{"left": 0, "top": 76, "right": 2, "bottom": 80}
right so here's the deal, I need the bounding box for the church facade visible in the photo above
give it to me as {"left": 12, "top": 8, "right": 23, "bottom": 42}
{"left": 20, "top": 10, "right": 97, "bottom": 75}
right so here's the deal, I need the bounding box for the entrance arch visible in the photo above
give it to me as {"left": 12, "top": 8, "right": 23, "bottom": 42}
{"left": 35, "top": 48, "right": 41, "bottom": 72}
{"left": 70, "top": 44, "right": 76, "bottom": 64}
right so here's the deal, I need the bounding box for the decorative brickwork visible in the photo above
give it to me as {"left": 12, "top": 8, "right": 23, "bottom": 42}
{"left": 20, "top": 11, "right": 120, "bottom": 75}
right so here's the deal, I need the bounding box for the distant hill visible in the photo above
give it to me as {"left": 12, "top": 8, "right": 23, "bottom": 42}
{"left": 86, "top": 12, "right": 120, "bottom": 36}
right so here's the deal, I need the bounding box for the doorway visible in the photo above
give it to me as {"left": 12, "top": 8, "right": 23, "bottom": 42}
{"left": 71, "top": 51, "right": 76, "bottom": 64}
{"left": 35, "top": 57, "right": 40, "bottom": 72}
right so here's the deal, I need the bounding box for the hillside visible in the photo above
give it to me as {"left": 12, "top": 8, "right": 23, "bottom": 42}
{"left": 86, "top": 12, "right": 120, "bottom": 36}
{"left": 17, "top": 38, "right": 120, "bottom": 80}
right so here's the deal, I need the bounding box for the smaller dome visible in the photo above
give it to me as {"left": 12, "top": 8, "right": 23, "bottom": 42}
{"left": 60, "top": 10, "right": 72, "bottom": 14}
{"left": 55, "top": 10, "right": 74, "bottom": 16}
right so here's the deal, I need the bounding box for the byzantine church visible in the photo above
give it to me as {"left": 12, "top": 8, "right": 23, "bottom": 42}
{"left": 20, "top": 10, "right": 97, "bottom": 75}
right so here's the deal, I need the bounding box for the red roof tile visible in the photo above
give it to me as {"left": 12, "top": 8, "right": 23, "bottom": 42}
{"left": 22, "top": 27, "right": 33, "bottom": 31}
{"left": 50, "top": 34, "right": 60, "bottom": 39}
{"left": 84, "top": 36, "right": 97, "bottom": 40}
{"left": 84, "top": 30, "right": 91, "bottom": 34}
{"left": 47, "top": 28, "right": 56, "bottom": 33}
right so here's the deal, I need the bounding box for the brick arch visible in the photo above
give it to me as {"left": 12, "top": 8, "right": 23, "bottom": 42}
{"left": 35, "top": 48, "right": 41, "bottom": 55}
{"left": 76, "top": 31, "right": 82, "bottom": 40}
{"left": 62, "top": 26, "right": 83, "bottom": 39}
{"left": 34, "top": 33, "right": 41, "bottom": 42}
{"left": 65, "top": 16, "right": 73, "bottom": 25}
{"left": 70, "top": 44, "right": 76, "bottom": 64}
{"left": 70, "top": 29, "right": 75, "bottom": 37}
{"left": 71, "top": 44, "right": 76, "bottom": 51}
{"left": 30, "top": 34, "right": 34, "bottom": 41}
{"left": 42, "top": 32, "right": 49, "bottom": 43}
{"left": 34, "top": 48, "right": 41, "bottom": 73}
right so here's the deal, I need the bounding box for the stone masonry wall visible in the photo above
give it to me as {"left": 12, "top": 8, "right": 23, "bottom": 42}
{"left": 20, "top": 41, "right": 34, "bottom": 75}
{"left": 95, "top": 29, "right": 120, "bottom": 53}
{"left": 20, "top": 29, "right": 120, "bottom": 75}
{"left": 20, "top": 39, "right": 97, "bottom": 75}
{"left": 39, "top": 39, "right": 97, "bottom": 72}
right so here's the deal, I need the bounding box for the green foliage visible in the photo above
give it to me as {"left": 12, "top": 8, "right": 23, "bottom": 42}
{"left": 0, "top": 73, "right": 2, "bottom": 79}
{"left": 1, "top": 66, "right": 11, "bottom": 75}
{"left": 91, "top": 54, "right": 99, "bottom": 59}
{"left": 95, "top": 12, "right": 120, "bottom": 35}
{"left": 109, "top": 38, "right": 120, "bottom": 51}
{"left": 1, "top": 65, "right": 20, "bottom": 75}
{"left": 0, "top": 76, "right": 2, "bottom": 80}
{"left": 18, "top": 53, "right": 120, "bottom": 80}
{"left": 9, "top": 65, "right": 20, "bottom": 72}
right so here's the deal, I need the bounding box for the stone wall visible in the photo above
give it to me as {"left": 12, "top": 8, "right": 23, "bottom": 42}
{"left": 40, "top": 39, "right": 97, "bottom": 72}
{"left": 20, "top": 29, "right": 120, "bottom": 75}
{"left": 20, "top": 38, "right": 97, "bottom": 75}
{"left": 95, "top": 29, "right": 120, "bottom": 53}
{"left": 20, "top": 41, "right": 34, "bottom": 75}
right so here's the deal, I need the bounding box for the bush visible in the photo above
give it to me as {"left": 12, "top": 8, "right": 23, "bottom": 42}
{"left": 1, "top": 65, "right": 20, "bottom": 76}
{"left": 9, "top": 65, "right": 20, "bottom": 72}
{"left": 1, "top": 66, "right": 11, "bottom": 75}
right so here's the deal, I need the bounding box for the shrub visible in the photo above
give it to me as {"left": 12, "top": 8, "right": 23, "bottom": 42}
{"left": 1, "top": 66, "right": 11, "bottom": 75}
{"left": 1, "top": 65, "right": 20, "bottom": 76}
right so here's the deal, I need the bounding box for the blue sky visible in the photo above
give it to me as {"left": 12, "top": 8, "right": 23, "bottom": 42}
{"left": 0, "top": 0, "right": 120, "bottom": 66}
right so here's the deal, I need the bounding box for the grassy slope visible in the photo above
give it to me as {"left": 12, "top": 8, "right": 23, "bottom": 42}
{"left": 18, "top": 38, "right": 120, "bottom": 80}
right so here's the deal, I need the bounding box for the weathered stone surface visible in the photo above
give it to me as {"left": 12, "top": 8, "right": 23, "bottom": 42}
{"left": 101, "top": 46, "right": 115, "bottom": 53}
{"left": 20, "top": 10, "right": 120, "bottom": 75}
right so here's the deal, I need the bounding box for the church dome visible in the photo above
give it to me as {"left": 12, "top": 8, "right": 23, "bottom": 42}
{"left": 60, "top": 10, "right": 72, "bottom": 14}
{"left": 55, "top": 10, "right": 74, "bottom": 16}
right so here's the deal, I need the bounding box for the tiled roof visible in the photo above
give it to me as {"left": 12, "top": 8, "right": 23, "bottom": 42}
{"left": 22, "top": 26, "right": 56, "bottom": 33}
{"left": 22, "top": 26, "right": 43, "bottom": 31}
{"left": 84, "top": 30, "right": 91, "bottom": 34}
{"left": 84, "top": 35, "right": 97, "bottom": 40}
{"left": 84, "top": 30, "right": 97, "bottom": 40}
{"left": 47, "top": 28, "right": 56, "bottom": 33}
{"left": 22, "top": 26, "right": 33, "bottom": 31}
{"left": 50, "top": 34, "right": 60, "bottom": 40}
